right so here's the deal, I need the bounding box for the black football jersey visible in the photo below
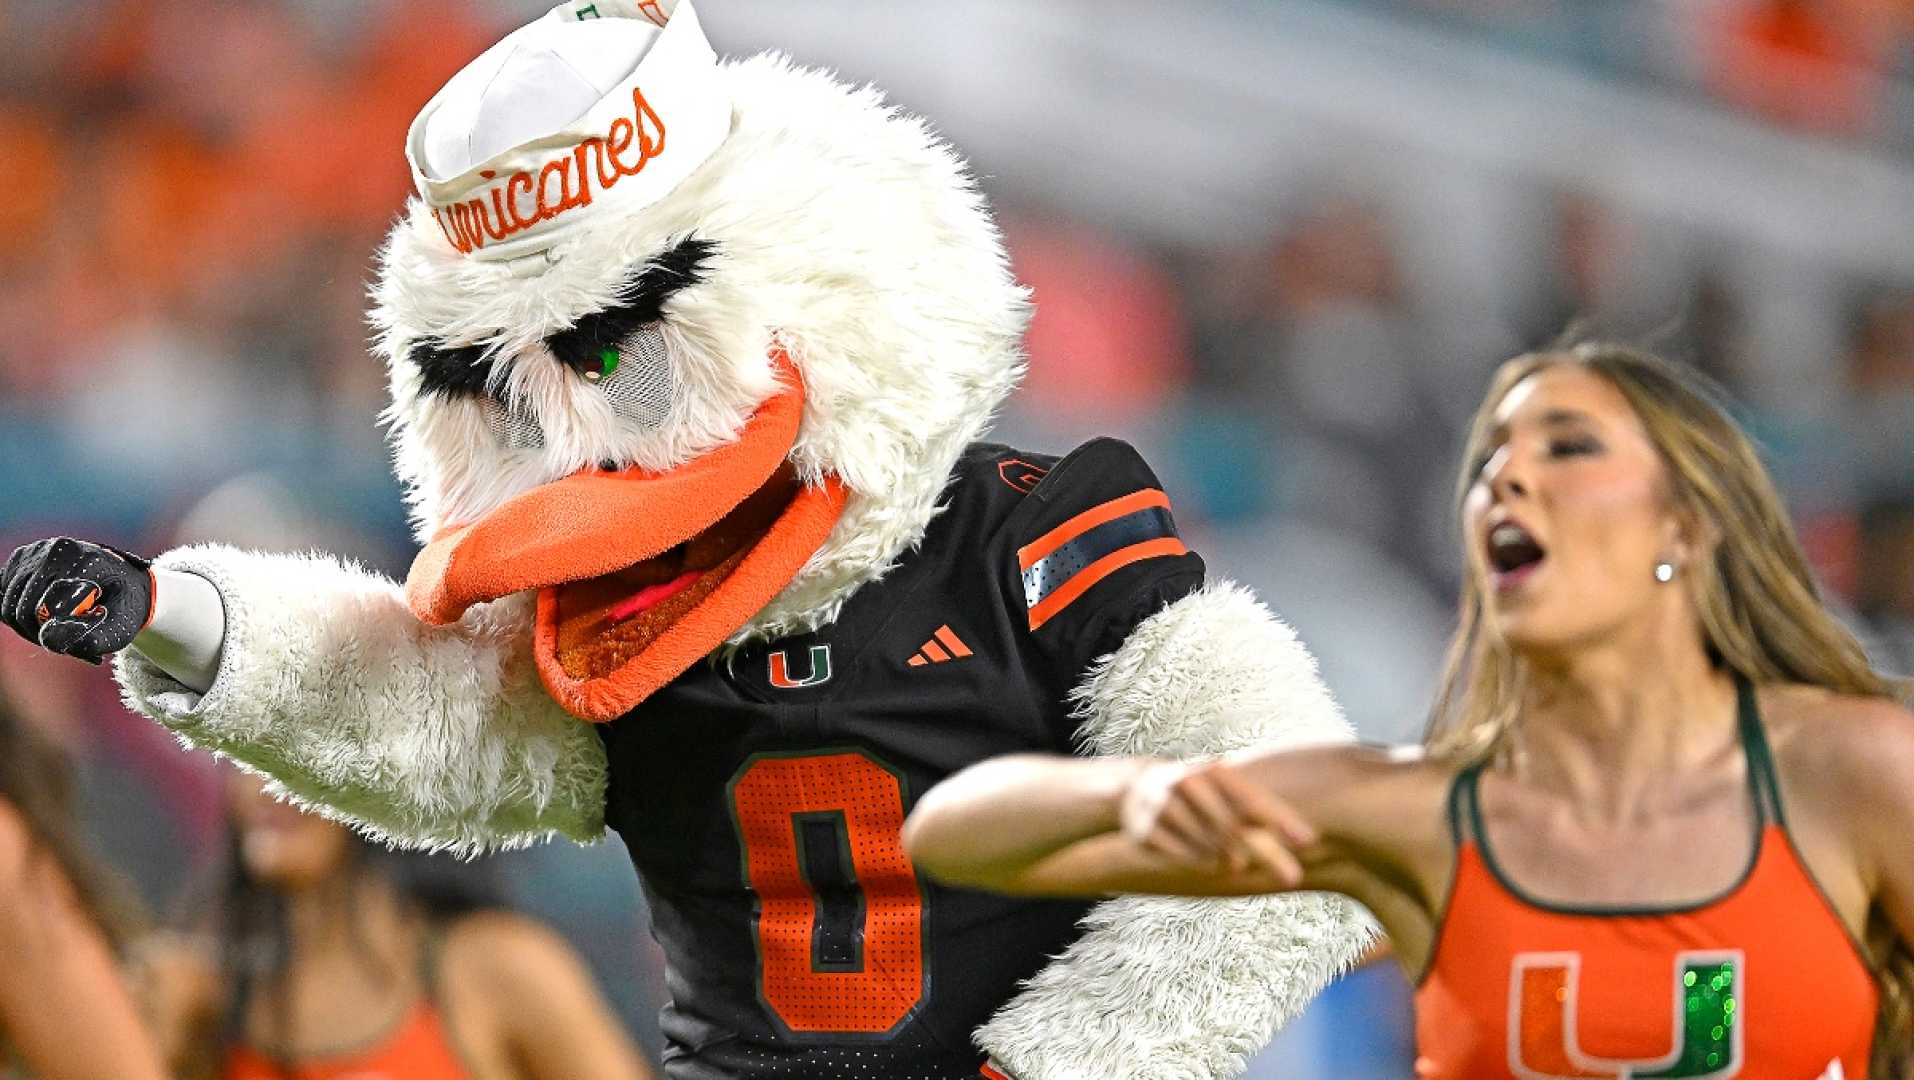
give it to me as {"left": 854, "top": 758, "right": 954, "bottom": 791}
{"left": 599, "top": 438, "right": 1206, "bottom": 1080}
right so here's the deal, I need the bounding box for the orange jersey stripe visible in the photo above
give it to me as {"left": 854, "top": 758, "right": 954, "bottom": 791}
{"left": 1017, "top": 489, "right": 1172, "bottom": 571}
{"left": 1027, "top": 537, "right": 1188, "bottom": 630}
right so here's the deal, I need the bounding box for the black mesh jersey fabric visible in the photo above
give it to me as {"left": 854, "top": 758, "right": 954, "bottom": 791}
{"left": 599, "top": 439, "right": 1205, "bottom": 1079}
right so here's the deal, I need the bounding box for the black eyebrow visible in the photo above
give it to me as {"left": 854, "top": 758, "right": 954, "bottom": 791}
{"left": 408, "top": 235, "right": 716, "bottom": 398}
{"left": 411, "top": 340, "right": 494, "bottom": 399}
{"left": 547, "top": 235, "right": 715, "bottom": 373}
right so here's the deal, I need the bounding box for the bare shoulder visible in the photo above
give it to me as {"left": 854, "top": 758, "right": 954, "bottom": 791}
{"left": 439, "top": 909, "right": 621, "bottom": 1050}
{"left": 444, "top": 909, "right": 575, "bottom": 968}
{"left": 1760, "top": 683, "right": 1914, "bottom": 801}
{"left": 1760, "top": 689, "right": 1914, "bottom": 781}
{"left": 441, "top": 910, "right": 591, "bottom": 993}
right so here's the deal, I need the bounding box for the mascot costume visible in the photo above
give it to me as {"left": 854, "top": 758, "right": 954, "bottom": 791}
{"left": 1, "top": 3, "right": 1369, "bottom": 1076}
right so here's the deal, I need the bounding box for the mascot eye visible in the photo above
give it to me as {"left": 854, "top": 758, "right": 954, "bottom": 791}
{"left": 586, "top": 322, "right": 676, "bottom": 429}
{"left": 479, "top": 323, "right": 677, "bottom": 451}
{"left": 481, "top": 393, "right": 546, "bottom": 451}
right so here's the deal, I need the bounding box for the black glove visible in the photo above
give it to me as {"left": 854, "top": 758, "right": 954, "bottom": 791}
{"left": 1, "top": 538, "right": 154, "bottom": 665}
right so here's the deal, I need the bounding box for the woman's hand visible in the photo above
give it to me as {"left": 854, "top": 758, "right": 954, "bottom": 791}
{"left": 1118, "top": 759, "right": 1319, "bottom": 886}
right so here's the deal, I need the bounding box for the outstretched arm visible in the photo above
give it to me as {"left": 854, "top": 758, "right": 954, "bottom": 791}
{"left": 958, "top": 582, "right": 1383, "bottom": 1080}
{"left": 905, "top": 752, "right": 1317, "bottom": 897}
{"left": 112, "top": 544, "right": 605, "bottom": 854}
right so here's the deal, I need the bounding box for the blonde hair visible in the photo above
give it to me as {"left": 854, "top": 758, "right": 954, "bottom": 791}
{"left": 1426, "top": 341, "right": 1910, "bottom": 1075}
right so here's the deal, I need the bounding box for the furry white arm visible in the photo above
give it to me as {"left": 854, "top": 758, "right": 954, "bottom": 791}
{"left": 112, "top": 544, "right": 607, "bottom": 854}
{"left": 975, "top": 582, "right": 1377, "bottom": 1080}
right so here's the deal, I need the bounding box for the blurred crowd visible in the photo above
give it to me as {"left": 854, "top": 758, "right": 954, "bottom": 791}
{"left": 1378, "top": 0, "right": 1914, "bottom": 144}
{"left": 3, "top": 0, "right": 1914, "bottom": 1074}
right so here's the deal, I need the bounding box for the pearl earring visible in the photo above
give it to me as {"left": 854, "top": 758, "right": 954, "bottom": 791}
{"left": 1654, "top": 561, "right": 1676, "bottom": 583}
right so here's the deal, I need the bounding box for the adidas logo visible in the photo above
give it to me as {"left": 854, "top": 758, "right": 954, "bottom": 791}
{"left": 907, "top": 625, "right": 973, "bottom": 667}
{"left": 1818, "top": 1060, "right": 1845, "bottom": 1080}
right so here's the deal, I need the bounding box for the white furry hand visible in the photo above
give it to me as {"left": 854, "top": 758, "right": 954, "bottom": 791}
{"left": 1118, "top": 760, "right": 1315, "bottom": 886}
{"left": 979, "top": 583, "right": 1370, "bottom": 1080}
{"left": 114, "top": 545, "right": 608, "bottom": 851}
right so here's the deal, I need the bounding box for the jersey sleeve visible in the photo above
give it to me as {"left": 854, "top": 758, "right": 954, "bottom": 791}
{"left": 999, "top": 437, "right": 1205, "bottom": 697}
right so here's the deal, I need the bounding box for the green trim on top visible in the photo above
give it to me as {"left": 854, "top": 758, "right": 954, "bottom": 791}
{"left": 1742, "top": 677, "right": 1879, "bottom": 975}
{"left": 1735, "top": 675, "right": 1787, "bottom": 828}
{"left": 1414, "top": 765, "right": 1474, "bottom": 991}
{"left": 1463, "top": 674, "right": 1774, "bottom": 918}
{"left": 1444, "top": 757, "right": 1470, "bottom": 846}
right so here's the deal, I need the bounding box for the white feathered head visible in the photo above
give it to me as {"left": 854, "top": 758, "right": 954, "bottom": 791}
{"left": 371, "top": 0, "right": 1028, "bottom": 720}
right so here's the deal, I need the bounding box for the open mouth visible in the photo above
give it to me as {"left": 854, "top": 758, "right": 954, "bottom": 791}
{"left": 1486, "top": 519, "right": 1546, "bottom": 587}
{"left": 551, "top": 463, "right": 799, "bottom": 680}
{"left": 404, "top": 349, "right": 850, "bottom": 721}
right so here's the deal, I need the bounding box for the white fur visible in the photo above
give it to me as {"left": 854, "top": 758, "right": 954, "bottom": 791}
{"left": 114, "top": 546, "right": 607, "bottom": 854}
{"left": 108, "top": 39, "right": 1366, "bottom": 1076}
{"left": 977, "top": 582, "right": 1378, "bottom": 1080}
{"left": 373, "top": 55, "right": 1029, "bottom": 641}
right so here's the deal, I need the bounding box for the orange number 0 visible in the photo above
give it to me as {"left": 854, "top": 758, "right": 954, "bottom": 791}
{"left": 728, "top": 751, "right": 926, "bottom": 1037}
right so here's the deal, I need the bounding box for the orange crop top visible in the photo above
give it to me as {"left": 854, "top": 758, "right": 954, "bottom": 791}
{"left": 1415, "top": 678, "right": 1879, "bottom": 1078}
{"left": 224, "top": 1001, "right": 469, "bottom": 1080}
{"left": 224, "top": 925, "right": 471, "bottom": 1080}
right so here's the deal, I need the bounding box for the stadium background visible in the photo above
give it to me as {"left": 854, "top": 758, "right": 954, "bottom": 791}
{"left": 2, "top": 0, "right": 1913, "bottom": 1072}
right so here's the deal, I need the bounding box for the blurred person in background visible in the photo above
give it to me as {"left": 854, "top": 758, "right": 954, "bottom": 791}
{"left": 140, "top": 770, "right": 652, "bottom": 1080}
{"left": 1847, "top": 286, "right": 1914, "bottom": 502}
{"left": 109, "top": 473, "right": 653, "bottom": 1078}
{"left": 906, "top": 344, "right": 1914, "bottom": 1078}
{"left": 1857, "top": 498, "right": 1914, "bottom": 677}
{"left": 0, "top": 680, "right": 168, "bottom": 1080}
{"left": 1705, "top": 0, "right": 1892, "bottom": 135}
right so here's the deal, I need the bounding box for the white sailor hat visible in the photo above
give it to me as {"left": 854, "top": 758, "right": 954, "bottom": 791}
{"left": 405, "top": 0, "right": 729, "bottom": 267}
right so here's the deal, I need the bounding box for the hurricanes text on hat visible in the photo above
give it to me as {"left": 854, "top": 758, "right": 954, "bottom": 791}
{"left": 406, "top": 0, "right": 729, "bottom": 266}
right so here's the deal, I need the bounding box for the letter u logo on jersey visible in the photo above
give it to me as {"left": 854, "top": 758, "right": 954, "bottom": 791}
{"left": 1509, "top": 950, "right": 1744, "bottom": 1079}
{"left": 767, "top": 645, "right": 832, "bottom": 689}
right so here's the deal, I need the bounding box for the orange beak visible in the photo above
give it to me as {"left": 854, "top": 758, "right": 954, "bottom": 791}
{"left": 403, "top": 350, "right": 848, "bottom": 721}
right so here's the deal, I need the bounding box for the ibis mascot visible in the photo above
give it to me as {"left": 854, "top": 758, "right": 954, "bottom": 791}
{"left": 2, "top": 2, "right": 1368, "bottom": 1076}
